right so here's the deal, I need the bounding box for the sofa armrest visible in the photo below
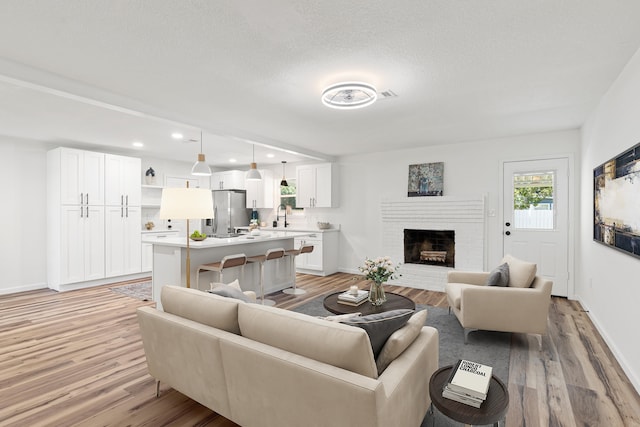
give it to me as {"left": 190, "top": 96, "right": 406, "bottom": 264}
{"left": 447, "top": 270, "right": 490, "bottom": 286}
{"left": 459, "top": 280, "right": 552, "bottom": 334}
{"left": 376, "top": 326, "right": 439, "bottom": 427}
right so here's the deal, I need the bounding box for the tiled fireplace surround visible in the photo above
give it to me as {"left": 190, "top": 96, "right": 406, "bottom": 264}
{"left": 381, "top": 196, "right": 486, "bottom": 291}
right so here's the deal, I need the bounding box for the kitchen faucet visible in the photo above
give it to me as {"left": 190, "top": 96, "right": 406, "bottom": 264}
{"left": 276, "top": 204, "right": 289, "bottom": 228}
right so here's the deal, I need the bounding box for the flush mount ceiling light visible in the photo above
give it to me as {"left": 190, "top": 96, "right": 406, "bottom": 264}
{"left": 191, "top": 130, "right": 212, "bottom": 176}
{"left": 321, "top": 82, "right": 377, "bottom": 109}
{"left": 246, "top": 144, "right": 262, "bottom": 181}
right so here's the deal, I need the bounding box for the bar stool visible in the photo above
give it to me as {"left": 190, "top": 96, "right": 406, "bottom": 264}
{"left": 282, "top": 244, "right": 314, "bottom": 295}
{"left": 196, "top": 253, "right": 248, "bottom": 291}
{"left": 246, "top": 248, "right": 285, "bottom": 306}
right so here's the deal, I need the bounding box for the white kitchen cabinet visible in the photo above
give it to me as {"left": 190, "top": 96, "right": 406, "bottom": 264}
{"left": 48, "top": 147, "right": 143, "bottom": 290}
{"left": 105, "top": 154, "right": 142, "bottom": 206}
{"left": 141, "top": 230, "right": 180, "bottom": 272}
{"left": 57, "top": 147, "right": 105, "bottom": 206}
{"left": 211, "top": 170, "right": 246, "bottom": 190}
{"left": 296, "top": 163, "right": 338, "bottom": 208}
{"left": 105, "top": 205, "right": 142, "bottom": 278}
{"left": 59, "top": 205, "right": 105, "bottom": 285}
{"left": 246, "top": 169, "right": 274, "bottom": 208}
{"left": 293, "top": 230, "right": 339, "bottom": 276}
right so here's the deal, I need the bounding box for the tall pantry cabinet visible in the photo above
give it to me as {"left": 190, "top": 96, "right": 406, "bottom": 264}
{"left": 104, "top": 154, "right": 142, "bottom": 278}
{"left": 47, "top": 148, "right": 142, "bottom": 291}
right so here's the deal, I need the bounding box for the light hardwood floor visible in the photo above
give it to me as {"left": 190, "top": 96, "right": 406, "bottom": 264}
{"left": 1, "top": 273, "right": 638, "bottom": 426}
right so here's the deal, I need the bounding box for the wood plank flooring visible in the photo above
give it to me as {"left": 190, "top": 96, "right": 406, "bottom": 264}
{"left": 1, "top": 273, "right": 639, "bottom": 426}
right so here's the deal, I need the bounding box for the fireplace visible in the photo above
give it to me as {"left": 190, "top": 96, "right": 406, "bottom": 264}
{"left": 404, "top": 229, "right": 455, "bottom": 268}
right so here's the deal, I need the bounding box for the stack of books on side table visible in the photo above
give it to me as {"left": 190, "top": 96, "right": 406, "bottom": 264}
{"left": 337, "top": 289, "right": 369, "bottom": 306}
{"left": 442, "top": 359, "right": 493, "bottom": 408}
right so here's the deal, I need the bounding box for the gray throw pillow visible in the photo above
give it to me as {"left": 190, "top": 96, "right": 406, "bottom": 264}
{"left": 207, "top": 285, "right": 251, "bottom": 302}
{"left": 486, "top": 262, "right": 510, "bottom": 287}
{"left": 340, "top": 309, "right": 414, "bottom": 358}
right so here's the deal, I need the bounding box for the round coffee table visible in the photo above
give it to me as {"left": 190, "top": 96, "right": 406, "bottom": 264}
{"left": 323, "top": 291, "right": 416, "bottom": 316}
{"left": 428, "top": 365, "right": 509, "bottom": 426}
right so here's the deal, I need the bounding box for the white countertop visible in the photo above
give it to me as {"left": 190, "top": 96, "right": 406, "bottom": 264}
{"left": 253, "top": 226, "right": 339, "bottom": 233}
{"left": 141, "top": 228, "right": 177, "bottom": 234}
{"left": 150, "top": 230, "right": 315, "bottom": 248}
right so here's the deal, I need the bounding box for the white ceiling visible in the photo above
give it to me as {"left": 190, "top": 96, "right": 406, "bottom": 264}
{"left": 1, "top": 1, "right": 640, "bottom": 167}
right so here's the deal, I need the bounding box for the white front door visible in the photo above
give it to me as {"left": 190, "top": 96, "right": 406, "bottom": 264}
{"left": 503, "top": 158, "right": 570, "bottom": 297}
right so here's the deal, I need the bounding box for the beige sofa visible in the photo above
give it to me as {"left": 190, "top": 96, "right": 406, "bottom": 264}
{"left": 137, "top": 286, "right": 439, "bottom": 427}
{"left": 446, "top": 269, "right": 553, "bottom": 346}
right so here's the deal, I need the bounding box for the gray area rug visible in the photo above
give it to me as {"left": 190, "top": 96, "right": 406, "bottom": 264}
{"left": 292, "top": 297, "right": 511, "bottom": 427}
{"left": 110, "top": 281, "right": 152, "bottom": 301}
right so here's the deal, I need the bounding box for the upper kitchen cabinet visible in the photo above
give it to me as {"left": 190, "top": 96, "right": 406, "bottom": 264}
{"left": 105, "top": 154, "right": 142, "bottom": 206}
{"left": 296, "top": 163, "right": 339, "bottom": 208}
{"left": 211, "top": 170, "right": 246, "bottom": 190}
{"left": 246, "top": 169, "right": 274, "bottom": 209}
{"left": 51, "top": 147, "right": 105, "bottom": 206}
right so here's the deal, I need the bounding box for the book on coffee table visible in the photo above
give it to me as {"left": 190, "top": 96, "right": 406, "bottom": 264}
{"left": 337, "top": 297, "right": 368, "bottom": 307}
{"left": 445, "top": 359, "right": 492, "bottom": 400}
{"left": 337, "top": 290, "right": 368, "bottom": 304}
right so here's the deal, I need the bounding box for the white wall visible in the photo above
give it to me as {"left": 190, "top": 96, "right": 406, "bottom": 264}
{"left": 324, "top": 130, "right": 579, "bottom": 280}
{"left": 579, "top": 46, "right": 640, "bottom": 391}
{"left": 0, "top": 138, "right": 49, "bottom": 293}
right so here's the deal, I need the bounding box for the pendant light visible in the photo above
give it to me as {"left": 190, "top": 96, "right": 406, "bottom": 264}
{"left": 246, "top": 144, "right": 262, "bottom": 181}
{"left": 280, "top": 161, "right": 288, "bottom": 187}
{"left": 191, "top": 130, "right": 212, "bottom": 176}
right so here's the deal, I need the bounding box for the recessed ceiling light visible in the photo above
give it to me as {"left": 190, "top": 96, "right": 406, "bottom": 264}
{"left": 229, "top": 158, "right": 237, "bottom": 163}
{"left": 266, "top": 153, "right": 275, "bottom": 158}
{"left": 132, "top": 141, "right": 144, "bottom": 147}
{"left": 171, "top": 132, "right": 184, "bottom": 140}
{"left": 321, "top": 82, "right": 377, "bottom": 109}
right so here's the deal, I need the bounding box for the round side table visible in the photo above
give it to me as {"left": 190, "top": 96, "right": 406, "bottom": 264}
{"left": 428, "top": 365, "right": 509, "bottom": 426}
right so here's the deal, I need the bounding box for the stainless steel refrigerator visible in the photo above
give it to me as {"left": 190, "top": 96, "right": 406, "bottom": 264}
{"left": 202, "top": 190, "right": 250, "bottom": 237}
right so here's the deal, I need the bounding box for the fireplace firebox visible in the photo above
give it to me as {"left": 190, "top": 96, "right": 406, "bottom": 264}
{"left": 403, "top": 229, "right": 455, "bottom": 268}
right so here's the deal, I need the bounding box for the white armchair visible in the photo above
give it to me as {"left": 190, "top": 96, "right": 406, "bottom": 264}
{"left": 446, "top": 269, "right": 552, "bottom": 348}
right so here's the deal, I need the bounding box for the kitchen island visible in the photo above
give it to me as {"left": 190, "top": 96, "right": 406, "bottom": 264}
{"left": 151, "top": 231, "right": 314, "bottom": 309}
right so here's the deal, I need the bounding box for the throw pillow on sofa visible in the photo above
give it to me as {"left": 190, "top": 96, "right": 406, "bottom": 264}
{"left": 208, "top": 280, "right": 252, "bottom": 303}
{"left": 340, "top": 309, "right": 414, "bottom": 358}
{"left": 321, "top": 312, "right": 362, "bottom": 322}
{"left": 376, "top": 309, "right": 427, "bottom": 375}
{"left": 485, "top": 262, "right": 510, "bottom": 287}
{"left": 501, "top": 254, "right": 537, "bottom": 288}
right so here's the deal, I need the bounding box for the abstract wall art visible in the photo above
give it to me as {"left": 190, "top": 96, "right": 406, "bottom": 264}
{"left": 407, "top": 162, "right": 444, "bottom": 197}
{"left": 593, "top": 142, "right": 640, "bottom": 259}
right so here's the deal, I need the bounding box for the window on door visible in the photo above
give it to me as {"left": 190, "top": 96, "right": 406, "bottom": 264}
{"left": 512, "top": 171, "right": 555, "bottom": 230}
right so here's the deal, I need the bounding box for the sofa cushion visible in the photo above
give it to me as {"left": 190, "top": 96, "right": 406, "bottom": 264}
{"left": 485, "top": 262, "right": 510, "bottom": 287}
{"left": 376, "top": 309, "right": 427, "bottom": 375}
{"left": 340, "top": 309, "right": 414, "bottom": 358}
{"left": 502, "top": 254, "right": 537, "bottom": 288}
{"left": 161, "top": 285, "right": 241, "bottom": 334}
{"left": 238, "top": 303, "right": 378, "bottom": 378}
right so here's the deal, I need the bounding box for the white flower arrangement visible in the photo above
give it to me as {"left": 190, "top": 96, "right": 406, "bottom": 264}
{"left": 358, "top": 256, "right": 401, "bottom": 284}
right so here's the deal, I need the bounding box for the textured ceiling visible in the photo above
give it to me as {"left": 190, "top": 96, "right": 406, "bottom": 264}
{"left": 0, "top": 1, "right": 640, "bottom": 166}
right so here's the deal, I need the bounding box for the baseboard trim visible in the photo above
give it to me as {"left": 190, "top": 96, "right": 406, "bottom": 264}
{"left": 576, "top": 295, "right": 640, "bottom": 395}
{"left": 0, "top": 282, "right": 48, "bottom": 295}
